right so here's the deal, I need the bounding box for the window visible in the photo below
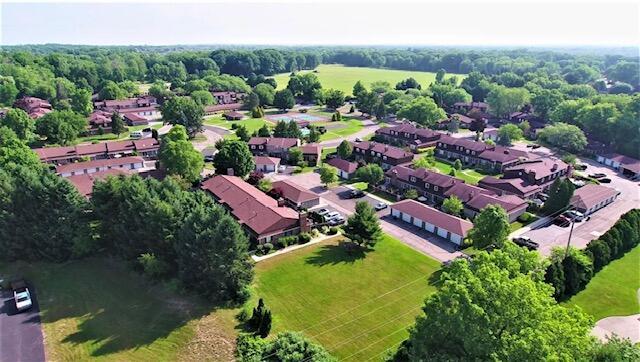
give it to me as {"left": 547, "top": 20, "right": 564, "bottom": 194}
{"left": 425, "top": 183, "right": 430, "bottom": 189}
{"left": 434, "top": 186, "right": 439, "bottom": 191}
{"left": 410, "top": 176, "right": 416, "bottom": 182}
{"left": 383, "top": 155, "right": 387, "bottom": 160}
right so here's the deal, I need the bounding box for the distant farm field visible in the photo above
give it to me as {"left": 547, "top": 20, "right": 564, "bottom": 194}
{"left": 273, "top": 64, "right": 465, "bottom": 95}
{"left": 250, "top": 235, "right": 440, "bottom": 361}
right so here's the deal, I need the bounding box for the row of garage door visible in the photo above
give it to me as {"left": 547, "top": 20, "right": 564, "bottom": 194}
{"left": 391, "top": 208, "right": 463, "bottom": 245}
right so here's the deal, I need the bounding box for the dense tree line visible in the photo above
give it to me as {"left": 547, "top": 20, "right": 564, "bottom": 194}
{"left": 545, "top": 209, "right": 640, "bottom": 301}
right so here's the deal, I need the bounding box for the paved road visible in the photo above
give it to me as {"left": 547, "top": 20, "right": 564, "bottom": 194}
{"left": 276, "top": 172, "right": 461, "bottom": 262}
{"left": 0, "top": 287, "right": 45, "bottom": 362}
{"left": 521, "top": 158, "right": 639, "bottom": 256}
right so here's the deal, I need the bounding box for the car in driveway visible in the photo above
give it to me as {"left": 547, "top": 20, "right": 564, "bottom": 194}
{"left": 324, "top": 211, "right": 340, "bottom": 221}
{"left": 512, "top": 236, "right": 539, "bottom": 250}
{"left": 315, "top": 208, "right": 330, "bottom": 216}
{"left": 328, "top": 215, "right": 346, "bottom": 226}
{"left": 599, "top": 178, "right": 612, "bottom": 183}
{"left": 588, "top": 173, "right": 607, "bottom": 179}
{"left": 554, "top": 214, "right": 571, "bottom": 227}
{"left": 11, "top": 280, "right": 32, "bottom": 312}
{"left": 374, "top": 202, "right": 388, "bottom": 211}
{"left": 348, "top": 189, "right": 365, "bottom": 199}
{"left": 564, "top": 210, "right": 586, "bottom": 222}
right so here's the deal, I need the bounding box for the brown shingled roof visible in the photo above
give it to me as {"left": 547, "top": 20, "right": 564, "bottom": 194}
{"left": 272, "top": 180, "right": 319, "bottom": 204}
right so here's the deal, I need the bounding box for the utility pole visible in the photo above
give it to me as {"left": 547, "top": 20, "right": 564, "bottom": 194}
{"left": 564, "top": 216, "right": 576, "bottom": 258}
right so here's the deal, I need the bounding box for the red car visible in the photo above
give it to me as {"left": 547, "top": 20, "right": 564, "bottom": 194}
{"left": 554, "top": 215, "right": 571, "bottom": 227}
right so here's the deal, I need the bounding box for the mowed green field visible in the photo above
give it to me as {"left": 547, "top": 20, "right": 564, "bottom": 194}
{"left": 273, "top": 64, "right": 465, "bottom": 95}
{"left": 252, "top": 235, "right": 440, "bottom": 361}
{"left": 565, "top": 246, "right": 640, "bottom": 321}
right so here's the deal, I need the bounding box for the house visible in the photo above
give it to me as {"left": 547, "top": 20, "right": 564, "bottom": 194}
{"left": 502, "top": 158, "right": 570, "bottom": 189}
{"left": 87, "top": 110, "right": 113, "bottom": 134}
{"left": 123, "top": 113, "right": 149, "bottom": 126}
{"left": 464, "top": 193, "right": 528, "bottom": 222}
{"left": 448, "top": 113, "right": 475, "bottom": 129}
{"left": 34, "top": 138, "right": 160, "bottom": 164}
{"left": 204, "top": 103, "right": 243, "bottom": 115}
{"left": 435, "top": 135, "right": 532, "bottom": 172}
{"left": 478, "top": 176, "right": 542, "bottom": 200}
{"left": 66, "top": 169, "right": 130, "bottom": 198}
{"left": 271, "top": 180, "right": 320, "bottom": 210}
{"left": 444, "top": 182, "right": 495, "bottom": 204}
{"left": 223, "top": 111, "right": 245, "bottom": 120}
{"left": 211, "top": 91, "right": 245, "bottom": 105}
{"left": 390, "top": 199, "right": 473, "bottom": 245}
{"left": 596, "top": 153, "right": 640, "bottom": 178}
{"left": 482, "top": 128, "right": 499, "bottom": 142}
{"left": 248, "top": 137, "right": 300, "bottom": 160}
{"left": 254, "top": 156, "right": 281, "bottom": 173}
{"left": 55, "top": 156, "right": 146, "bottom": 177}
{"left": 13, "top": 96, "right": 52, "bottom": 119}
{"left": 453, "top": 101, "right": 489, "bottom": 113}
{"left": 374, "top": 123, "right": 442, "bottom": 150}
{"left": 326, "top": 158, "right": 358, "bottom": 179}
{"left": 385, "top": 166, "right": 462, "bottom": 205}
{"left": 300, "top": 144, "right": 322, "bottom": 166}
{"left": 570, "top": 184, "right": 620, "bottom": 215}
{"left": 201, "top": 175, "right": 308, "bottom": 244}
{"left": 352, "top": 141, "right": 413, "bottom": 170}
{"left": 93, "top": 96, "right": 160, "bottom": 120}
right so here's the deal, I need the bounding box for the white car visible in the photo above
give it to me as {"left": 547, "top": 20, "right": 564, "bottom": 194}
{"left": 324, "top": 211, "right": 340, "bottom": 221}
{"left": 278, "top": 165, "right": 286, "bottom": 172}
{"left": 374, "top": 202, "right": 388, "bottom": 211}
{"left": 11, "top": 280, "right": 32, "bottom": 312}
{"left": 315, "top": 208, "right": 330, "bottom": 216}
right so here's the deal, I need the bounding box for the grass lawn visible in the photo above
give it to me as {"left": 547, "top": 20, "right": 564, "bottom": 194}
{"left": 318, "top": 119, "right": 364, "bottom": 141}
{"left": 205, "top": 116, "right": 273, "bottom": 141}
{"left": 250, "top": 235, "right": 441, "bottom": 361}
{"left": 432, "top": 160, "right": 491, "bottom": 185}
{"left": 272, "top": 64, "right": 465, "bottom": 95}
{"left": 564, "top": 246, "right": 640, "bottom": 321}
{"left": 76, "top": 123, "right": 163, "bottom": 143}
{"left": 0, "top": 258, "right": 239, "bottom": 361}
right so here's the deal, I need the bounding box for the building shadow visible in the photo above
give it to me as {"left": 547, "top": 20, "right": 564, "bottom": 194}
{"left": 304, "top": 241, "right": 371, "bottom": 266}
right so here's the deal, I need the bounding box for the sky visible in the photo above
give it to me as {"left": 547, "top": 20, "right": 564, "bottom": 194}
{"left": 1, "top": 1, "right": 639, "bottom": 47}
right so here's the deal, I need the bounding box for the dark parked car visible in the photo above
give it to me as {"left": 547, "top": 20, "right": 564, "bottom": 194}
{"left": 512, "top": 236, "right": 539, "bottom": 250}
{"left": 537, "top": 193, "right": 549, "bottom": 202}
{"left": 589, "top": 173, "right": 607, "bottom": 179}
{"left": 348, "top": 189, "right": 365, "bottom": 198}
{"left": 554, "top": 215, "right": 571, "bottom": 227}
{"left": 599, "top": 178, "right": 612, "bottom": 183}
{"left": 574, "top": 163, "right": 588, "bottom": 171}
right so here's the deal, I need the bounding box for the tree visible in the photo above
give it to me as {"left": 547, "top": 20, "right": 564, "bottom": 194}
{"left": 161, "top": 96, "right": 204, "bottom": 136}
{"left": 273, "top": 89, "right": 295, "bottom": 110}
{"left": 435, "top": 69, "right": 446, "bottom": 83}
{"left": 343, "top": 201, "right": 382, "bottom": 248}
{"left": 286, "top": 121, "right": 302, "bottom": 139}
{"left": 98, "top": 80, "right": 126, "bottom": 100}
{"left": 273, "top": 120, "right": 288, "bottom": 138}
{"left": 352, "top": 80, "right": 366, "bottom": 98}
{"left": 537, "top": 123, "right": 587, "bottom": 153}
{"left": 486, "top": 85, "right": 531, "bottom": 119}
{"left": 469, "top": 204, "right": 510, "bottom": 249}
{"left": 0, "top": 108, "right": 35, "bottom": 141}
{"left": 355, "top": 91, "right": 379, "bottom": 116}
{"left": 397, "top": 97, "right": 446, "bottom": 127}
{"left": 236, "top": 331, "right": 336, "bottom": 362}
{"left": 235, "top": 125, "right": 250, "bottom": 142}
{"left": 288, "top": 148, "right": 303, "bottom": 166}
{"left": 497, "top": 124, "right": 524, "bottom": 145}
{"left": 518, "top": 120, "right": 531, "bottom": 135}
{"left": 442, "top": 196, "right": 463, "bottom": 216}
{"left": 324, "top": 89, "right": 345, "bottom": 109}
{"left": 374, "top": 100, "right": 386, "bottom": 120}
{"left": 396, "top": 77, "right": 421, "bottom": 90}
{"left": 331, "top": 111, "right": 342, "bottom": 122}
{"left": 253, "top": 83, "right": 275, "bottom": 106}
{"left": 70, "top": 88, "right": 93, "bottom": 116}
{"left": 36, "top": 110, "right": 87, "bottom": 145}
{"left": 413, "top": 149, "right": 436, "bottom": 169}
{"left": 158, "top": 125, "right": 204, "bottom": 183}
{"left": 287, "top": 73, "right": 322, "bottom": 102}
{"left": 400, "top": 243, "right": 595, "bottom": 361}
{"left": 453, "top": 159, "right": 462, "bottom": 170}
{"left": 175, "top": 202, "right": 253, "bottom": 302}
{"left": 213, "top": 140, "right": 255, "bottom": 178}
{"left": 0, "top": 76, "right": 19, "bottom": 106}
{"left": 531, "top": 89, "right": 564, "bottom": 119}
{"left": 429, "top": 83, "right": 472, "bottom": 108}
{"left": 190, "top": 90, "right": 215, "bottom": 106}
{"left": 110, "top": 112, "right": 125, "bottom": 136}
{"left": 0, "top": 127, "right": 41, "bottom": 169}
{"left": 257, "top": 124, "right": 271, "bottom": 137}
{"left": 319, "top": 165, "right": 338, "bottom": 187}
{"left": 244, "top": 91, "right": 260, "bottom": 110}
{"left": 337, "top": 140, "right": 353, "bottom": 159}
{"left": 403, "top": 188, "right": 418, "bottom": 200}
{"left": 542, "top": 178, "right": 575, "bottom": 215}
{"left": 307, "top": 125, "right": 320, "bottom": 143}
{"left": 355, "top": 164, "right": 384, "bottom": 188}
{"left": 447, "top": 115, "right": 460, "bottom": 133}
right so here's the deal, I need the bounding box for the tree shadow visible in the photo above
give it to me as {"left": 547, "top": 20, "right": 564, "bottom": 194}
{"left": 428, "top": 269, "right": 445, "bottom": 287}
{"left": 304, "top": 241, "right": 371, "bottom": 266}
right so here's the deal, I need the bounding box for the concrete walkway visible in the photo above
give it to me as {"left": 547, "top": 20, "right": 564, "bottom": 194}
{"left": 592, "top": 314, "right": 640, "bottom": 343}
{"left": 251, "top": 233, "right": 342, "bottom": 262}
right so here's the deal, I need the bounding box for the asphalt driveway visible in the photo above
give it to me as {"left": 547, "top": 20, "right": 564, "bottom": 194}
{"left": 0, "top": 286, "right": 45, "bottom": 362}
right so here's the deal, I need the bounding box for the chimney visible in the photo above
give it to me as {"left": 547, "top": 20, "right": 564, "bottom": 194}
{"left": 552, "top": 164, "right": 558, "bottom": 171}
{"left": 277, "top": 198, "right": 286, "bottom": 207}
{"left": 299, "top": 212, "right": 311, "bottom": 233}
{"left": 227, "top": 168, "right": 235, "bottom": 176}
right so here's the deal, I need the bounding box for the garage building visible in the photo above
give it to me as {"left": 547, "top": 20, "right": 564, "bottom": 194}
{"left": 390, "top": 199, "right": 473, "bottom": 245}
{"left": 570, "top": 184, "right": 620, "bottom": 216}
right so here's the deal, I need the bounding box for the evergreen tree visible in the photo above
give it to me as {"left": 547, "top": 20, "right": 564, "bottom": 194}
{"left": 257, "top": 124, "right": 271, "bottom": 137}
{"left": 235, "top": 125, "right": 250, "bottom": 142}
{"left": 110, "top": 112, "right": 125, "bottom": 136}
{"left": 343, "top": 201, "right": 383, "bottom": 248}
{"left": 337, "top": 140, "right": 353, "bottom": 159}
{"left": 273, "top": 120, "right": 288, "bottom": 138}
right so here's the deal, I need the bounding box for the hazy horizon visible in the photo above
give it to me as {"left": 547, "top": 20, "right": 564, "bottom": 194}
{"left": 2, "top": 2, "right": 638, "bottom": 47}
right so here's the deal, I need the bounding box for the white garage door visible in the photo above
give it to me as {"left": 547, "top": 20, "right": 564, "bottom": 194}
{"left": 402, "top": 213, "right": 412, "bottom": 223}
{"left": 424, "top": 222, "right": 435, "bottom": 233}
{"left": 413, "top": 218, "right": 423, "bottom": 227}
{"left": 436, "top": 227, "right": 448, "bottom": 239}
{"left": 450, "top": 234, "right": 462, "bottom": 245}
{"left": 391, "top": 209, "right": 400, "bottom": 218}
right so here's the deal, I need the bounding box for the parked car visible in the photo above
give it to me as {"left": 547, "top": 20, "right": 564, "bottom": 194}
{"left": 554, "top": 215, "right": 571, "bottom": 227}
{"left": 324, "top": 211, "right": 340, "bottom": 221}
{"left": 599, "top": 178, "right": 612, "bottom": 183}
{"left": 348, "top": 189, "right": 365, "bottom": 199}
{"left": 570, "top": 179, "right": 586, "bottom": 188}
{"left": 130, "top": 128, "right": 153, "bottom": 140}
{"left": 11, "top": 279, "right": 32, "bottom": 312}
{"left": 531, "top": 144, "right": 541, "bottom": 149}
{"left": 278, "top": 165, "right": 287, "bottom": 172}
{"left": 374, "top": 202, "right": 388, "bottom": 211}
{"left": 574, "top": 163, "right": 588, "bottom": 171}
{"left": 315, "top": 208, "right": 330, "bottom": 216}
{"left": 328, "top": 215, "right": 345, "bottom": 226}
{"left": 354, "top": 137, "right": 363, "bottom": 142}
{"left": 589, "top": 173, "right": 607, "bottom": 179}
{"left": 564, "top": 210, "right": 586, "bottom": 222}
{"left": 512, "top": 236, "right": 539, "bottom": 250}
{"left": 537, "top": 193, "right": 549, "bottom": 202}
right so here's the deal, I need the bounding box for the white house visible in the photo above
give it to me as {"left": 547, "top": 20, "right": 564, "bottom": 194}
{"left": 390, "top": 199, "right": 473, "bottom": 245}
{"left": 326, "top": 158, "right": 358, "bottom": 179}
{"left": 56, "top": 156, "right": 145, "bottom": 177}
{"left": 254, "top": 156, "right": 281, "bottom": 173}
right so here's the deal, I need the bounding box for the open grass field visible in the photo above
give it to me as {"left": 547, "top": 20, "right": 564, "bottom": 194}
{"left": 564, "top": 246, "right": 640, "bottom": 321}
{"left": 250, "top": 235, "right": 441, "bottom": 361}
{"left": 0, "top": 258, "right": 239, "bottom": 361}
{"left": 318, "top": 119, "right": 364, "bottom": 141}
{"left": 432, "top": 160, "right": 491, "bottom": 185}
{"left": 272, "top": 64, "right": 465, "bottom": 95}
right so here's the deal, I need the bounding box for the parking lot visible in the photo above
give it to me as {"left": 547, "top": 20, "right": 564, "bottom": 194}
{"left": 0, "top": 285, "right": 45, "bottom": 362}
{"left": 521, "top": 157, "right": 640, "bottom": 256}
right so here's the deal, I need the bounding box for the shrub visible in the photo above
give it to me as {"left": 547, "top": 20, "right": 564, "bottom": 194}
{"left": 293, "top": 166, "right": 302, "bottom": 174}
{"left": 298, "top": 232, "right": 312, "bottom": 244}
{"left": 137, "top": 253, "right": 169, "bottom": 279}
{"left": 328, "top": 227, "right": 338, "bottom": 235}
{"left": 231, "top": 123, "right": 238, "bottom": 130}
{"left": 256, "top": 244, "right": 264, "bottom": 254}
{"left": 320, "top": 225, "right": 330, "bottom": 234}
{"left": 277, "top": 236, "right": 297, "bottom": 248}
{"left": 518, "top": 212, "right": 533, "bottom": 223}
{"left": 263, "top": 243, "right": 274, "bottom": 254}
{"left": 237, "top": 308, "right": 250, "bottom": 322}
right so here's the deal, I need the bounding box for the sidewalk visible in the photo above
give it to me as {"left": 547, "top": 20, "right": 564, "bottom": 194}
{"left": 251, "top": 233, "right": 342, "bottom": 262}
